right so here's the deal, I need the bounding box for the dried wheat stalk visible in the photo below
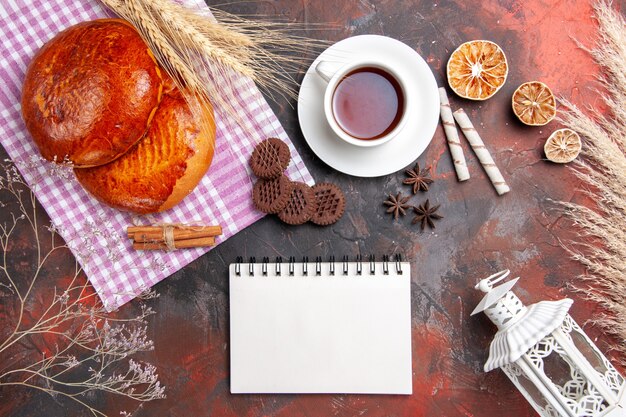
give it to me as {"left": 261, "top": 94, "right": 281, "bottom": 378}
{"left": 99, "top": 0, "right": 326, "bottom": 134}
{"left": 556, "top": 0, "right": 626, "bottom": 364}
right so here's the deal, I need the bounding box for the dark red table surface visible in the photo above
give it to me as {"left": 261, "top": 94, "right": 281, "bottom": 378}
{"left": 2, "top": 1, "right": 625, "bottom": 416}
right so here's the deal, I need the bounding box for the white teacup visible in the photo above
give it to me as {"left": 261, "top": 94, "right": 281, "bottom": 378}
{"left": 315, "top": 59, "right": 409, "bottom": 148}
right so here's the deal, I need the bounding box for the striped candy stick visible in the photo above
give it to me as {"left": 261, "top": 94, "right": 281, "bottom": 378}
{"left": 453, "top": 108, "right": 510, "bottom": 195}
{"left": 439, "top": 87, "right": 470, "bottom": 181}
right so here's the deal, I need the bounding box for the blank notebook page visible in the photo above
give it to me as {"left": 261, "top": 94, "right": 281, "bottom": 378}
{"left": 229, "top": 261, "right": 412, "bottom": 394}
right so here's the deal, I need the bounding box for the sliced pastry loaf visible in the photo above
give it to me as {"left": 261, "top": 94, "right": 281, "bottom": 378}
{"left": 74, "top": 87, "right": 215, "bottom": 214}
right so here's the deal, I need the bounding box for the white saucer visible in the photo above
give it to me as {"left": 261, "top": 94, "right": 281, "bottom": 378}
{"left": 297, "top": 35, "right": 440, "bottom": 177}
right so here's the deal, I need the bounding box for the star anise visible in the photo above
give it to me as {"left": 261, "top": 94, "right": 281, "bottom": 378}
{"left": 412, "top": 199, "right": 443, "bottom": 230}
{"left": 403, "top": 163, "right": 433, "bottom": 194}
{"left": 383, "top": 193, "right": 411, "bottom": 220}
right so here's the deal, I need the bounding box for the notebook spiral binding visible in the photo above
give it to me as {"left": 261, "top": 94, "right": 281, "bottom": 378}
{"left": 234, "top": 254, "right": 403, "bottom": 277}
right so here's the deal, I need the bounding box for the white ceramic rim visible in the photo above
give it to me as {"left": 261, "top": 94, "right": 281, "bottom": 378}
{"left": 297, "top": 35, "right": 440, "bottom": 178}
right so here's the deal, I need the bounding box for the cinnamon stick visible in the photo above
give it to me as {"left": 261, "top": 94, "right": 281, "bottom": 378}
{"left": 133, "top": 228, "right": 221, "bottom": 243}
{"left": 127, "top": 225, "right": 222, "bottom": 239}
{"left": 132, "top": 236, "right": 215, "bottom": 251}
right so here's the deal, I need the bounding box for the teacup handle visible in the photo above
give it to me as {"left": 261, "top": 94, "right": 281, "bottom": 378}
{"left": 315, "top": 60, "right": 335, "bottom": 83}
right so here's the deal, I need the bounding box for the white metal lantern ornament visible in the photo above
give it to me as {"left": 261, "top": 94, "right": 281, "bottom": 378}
{"left": 472, "top": 270, "right": 626, "bottom": 417}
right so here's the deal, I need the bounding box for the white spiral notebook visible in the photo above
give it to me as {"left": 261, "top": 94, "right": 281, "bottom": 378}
{"left": 229, "top": 256, "right": 412, "bottom": 394}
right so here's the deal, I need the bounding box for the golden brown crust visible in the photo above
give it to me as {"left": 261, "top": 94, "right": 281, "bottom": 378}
{"left": 74, "top": 89, "right": 216, "bottom": 214}
{"left": 21, "top": 18, "right": 163, "bottom": 167}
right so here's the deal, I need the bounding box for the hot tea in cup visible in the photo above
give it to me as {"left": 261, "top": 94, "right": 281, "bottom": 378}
{"left": 332, "top": 67, "right": 404, "bottom": 140}
{"left": 316, "top": 60, "right": 408, "bottom": 147}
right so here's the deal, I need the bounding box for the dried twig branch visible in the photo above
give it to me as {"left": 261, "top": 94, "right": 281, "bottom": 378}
{"left": 0, "top": 160, "right": 165, "bottom": 416}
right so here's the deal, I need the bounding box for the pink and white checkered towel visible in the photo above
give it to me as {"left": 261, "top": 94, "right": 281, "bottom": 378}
{"left": 0, "top": 0, "right": 313, "bottom": 311}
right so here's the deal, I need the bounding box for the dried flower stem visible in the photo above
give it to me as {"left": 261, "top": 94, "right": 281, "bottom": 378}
{"left": 0, "top": 161, "right": 165, "bottom": 416}
{"left": 555, "top": 1, "right": 626, "bottom": 365}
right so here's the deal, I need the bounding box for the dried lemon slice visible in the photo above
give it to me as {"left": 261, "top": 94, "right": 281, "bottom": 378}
{"left": 447, "top": 40, "right": 508, "bottom": 100}
{"left": 544, "top": 129, "right": 581, "bottom": 163}
{"left": 512, "top": 81, "right": 556, "bottom": 126}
